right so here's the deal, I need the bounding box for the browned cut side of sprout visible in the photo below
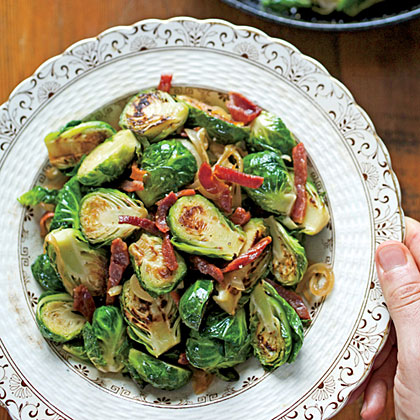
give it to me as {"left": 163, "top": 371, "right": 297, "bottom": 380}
{"left": 297, "top": 263, "right": 334, "bottom": 299}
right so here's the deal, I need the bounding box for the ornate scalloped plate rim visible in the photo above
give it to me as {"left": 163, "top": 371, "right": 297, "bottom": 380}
{"left": 0, "top": 16, "right": 404, "bottom": 420}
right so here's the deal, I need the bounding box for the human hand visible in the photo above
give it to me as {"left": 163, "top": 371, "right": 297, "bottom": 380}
{"left": 349, "top": 217, "right": 420, "bottom": 420}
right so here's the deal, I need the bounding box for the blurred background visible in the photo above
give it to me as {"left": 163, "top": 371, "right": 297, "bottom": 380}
{"left": 0, "top": 1, "right": 419, "bottom": 419}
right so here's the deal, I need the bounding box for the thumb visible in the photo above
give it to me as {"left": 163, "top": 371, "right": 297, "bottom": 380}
{"left": 376, "top": 241, "right": 420, "bottom": 363}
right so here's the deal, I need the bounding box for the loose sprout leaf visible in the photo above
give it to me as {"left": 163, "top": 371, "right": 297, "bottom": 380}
{"left": 18, "top": 186, "right": 59, "bottom": 206}
{"left": 62, "top": 342, "right": 91, "bottom": 364}
{"left": 31, "top": 253, "right": 64, "bottom": 291}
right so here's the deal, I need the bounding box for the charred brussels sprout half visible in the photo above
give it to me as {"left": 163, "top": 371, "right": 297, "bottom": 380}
{"left": 121, "top": 277, "right": 181, "bottom": 357}
{"left": 266, "top": 216, "right": 307, "bottom": 286}
{"left": 136, "top": 140, "right": 197, "bottom": 207}
{"left": 45, "top": 228, "right": 108, "bottom": 296}
{"left": 179, "top": 280, "right": 214, "bottom": 330}
{"left": 168, "top": 195, "right": 246, "bottom": 260}
{"left": 45, "top": 120, "right": 116, "bottom": 169}
{"left": 127, "top": 348, "right": 191, "bottom": 390}
{"left": 249, "top": 281, "right": 293, "bottom": 370}
{"left": 36, "top": 292, "right": 86, "bottom": 343}
{"left": 178, "top": 95, "right": 250, "bottom": 144}
{"left": 83, "top": 306, "right": 128, "bottom": 373}
{"left": 129, "top": 233, "right": 187, "bottom": 297}
{"left": 247, "top": 110, "right": 297, "bottom": 156}
{"left": 243, "top": 151, "right": 296, "bottom": 216}
{"left": 119, "top": 90, "right": 188, "bottom": 142}
{"left": 77, "top": 130, "right": 138, "bottom": 186}
{"left": 80, "top": 189, "right": 147, "bottom": 245}
{"left": 31, "top": 253, "right": 64, "bottom": 291}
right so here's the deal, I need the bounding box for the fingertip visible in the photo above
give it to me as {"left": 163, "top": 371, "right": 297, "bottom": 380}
{"left": 360, "top": 379, "right": 387, "bottom": 420}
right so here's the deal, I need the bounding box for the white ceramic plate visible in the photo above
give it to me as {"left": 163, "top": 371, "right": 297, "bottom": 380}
{"left": 0, "top": 17, "right": 404, "bottom": 420}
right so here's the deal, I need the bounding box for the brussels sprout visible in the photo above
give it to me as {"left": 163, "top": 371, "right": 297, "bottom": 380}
{"left": 119, "top": 90, "right": 188, "bottom": 142}
{"left": 44, "top": 228, "right": 108, "bottom": 296}
{"left": 243, "top": 151, "right": 296, "bottom": 215}
{"left": 83, "top": 306, "right": 128, "bottom": 373}
{"left": 129, "top": 233, "right": 187, "bottom": 297}
{"left": 121, "top": 277, "right": 181, "bottom": 357}
{"left": 49, "top": 177, "right": 81, "bottom": 231}
{"left": 31, "top": 253, "right": 64, "bottom": 291}
{"left": 18, "top": 186, "right": 59, "bottom": 207}
{"left": 282, "top": 298, "right": 304, "bottom": 363}
{"left": 249, "top": 281, "right": 293, "bottom": 370}
{"left": 202, "top": 307, "right": 248, "bottom": 346}
{"left": 266, "top": 216, "right": 307, "bottom": 286}
{"left": 214, "top": 218, "right": 271, "bottom": 315}
{"left": 62, "top": 342, "right": 90, "bottom": 363}
{"left": 136, "top": 140, "right": 197, "bottom": 207}
{"left": 337, "top": 0, "right": 383, "bottom": 17}
{"left": 261, "top": 0, "right": 311, "bottom": 13}
{"left": 44, "top": 121, "right": 116, "bottom": 169}
{"left": 77, "top": 130, "right": 138, "bottom": 186}
{"left": 80, "top": 188, "right": 148, "bottom": 245}
{"left": 178, "top": 95, "right": 250, "bottom": 144}
{"left": 168, "top": 195, "right": 246, "bottom": 260}
{"left": 127, "top": 348, "right": 191, "bottom": 390}
{"left": 179, "top": 280, "right": 214, "bottom": 330}
{"left": 214, "top": 367, "right": 239, "bottom": 382}
{"left": 247, "top": 110, "right": 297, "bottom": 156}
{"left": 36, "top": 292, "right": 86, "bottom": 343}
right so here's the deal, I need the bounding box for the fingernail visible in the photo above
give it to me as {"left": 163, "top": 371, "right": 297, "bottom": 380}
{"left": 360, "top": 399, "right": 367, "bottom": 418}
{"left": 377, "top": 244, "right": 407, "bottom": 272}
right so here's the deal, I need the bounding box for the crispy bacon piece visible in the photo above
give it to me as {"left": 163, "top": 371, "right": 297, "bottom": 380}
{"left": 221, "top": 236, "right": 272, "bottom": 273}
{"left": 73, "top": 285, "right": 96, "bottom": 323}
{"left": 106, "top": 238, "right": 130, "bottom": 305}
{"left": 120, "top": 179, "right": 144, "bottom": 192}
{"left": 158, "top": 74, "right": 173, "bottom": 92}
{"left": 214, "top": 165, "right": 264, "bottom": 189}
{"left": 266, "top": 279, "right": 311, "bottom": 320}
{"left": 130, "top": 162, "right": 148, "bottom": 182}
{"left": 155, "top": 192, "right": 178, "bottom": 233}
{"left": 229, "top": 207, "right": 251, "bottom": 226}
{"left": 291, "top": 143, "right": 308, "bottom": 224}
{"left": 191, "top": 256, "right": 224, "bottom": 283}
{"left": 162, "top": 234, "right": 178, "bottom": 271}
{"left": 170, "top": 290, "right": 181, "bottom": 307}
{"left": 40, "top": 211, "right": 54, "bottom": 237}
{"left": 176, "top": 189, "right": 196, "bottom": 198}
{"left": 178, "top": 352, "right": 189, "bottom": 366}
{"left": 226, "top": 92, "right": 262, "bottom": 124}
{"left": 118, "top": 216, "right": 161, "bottom": 235}
{"left": 198, "top": 162, "right": 232, "bottom": 213}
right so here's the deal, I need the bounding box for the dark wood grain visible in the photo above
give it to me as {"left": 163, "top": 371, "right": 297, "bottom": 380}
{"left": 1, "top": 1, "right": 418, "bottom": 419}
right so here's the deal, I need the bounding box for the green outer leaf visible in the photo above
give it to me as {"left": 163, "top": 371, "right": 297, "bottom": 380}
{"left": 248, "top": 110, "right": 297, "bottom": 156}
{"left": 62, "top": 342, "right": 90, "bottom": 363}
{"left": 36, "top": 292, "right": 86, "bottom": 343}
{"left": 214, "top": 367, "right": 239, "bottom": 382}
{"left": 261, "top": 0, "right": 311, "bottom": 12}
{"left": 136, "top": 140, "right": 197, "bottom": 207}
{"left": 77, "top": 129, "right": 138, "bottom": 186}
{"left": 82, "top": 322, "right": 106, "bottom": 367}
{"left": 179, "top": 280, "right": 214, "bottom": 330}
{"left": 182, "top": 100, "right": 250, "bottom": 145}
{"left": 18, "top": 186, "right": 59, "bottom": 206}
{"left": 49, "top": 177, "right": 82, "bottom": 231}
{"left": 243, "top": 151, "right": 296, "bottom": 215}
{"left": 31, "top": 254, "right": 64, "bottom": 291}
{"left": 128, "top": 348, "right": 191, "bottom": 391}
{"left": 337, "top": 0, "right": 383, "bottom": 16}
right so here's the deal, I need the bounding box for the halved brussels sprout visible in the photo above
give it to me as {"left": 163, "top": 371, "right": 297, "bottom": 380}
{"left": 80, "top": 188, "right": 147, "bottom": 245}
{"left": 129, "top": 233, "right": 187, "bottom": 297}
{"left": 243, "top": 151, "right": 296, "bottom": 215}
{"left": 45, "top": 228, "right": 108, "bottom": 296}
{"left": 179, "top": 280, "right": 214, "bottom": 330}
{"left": 31, "top": 253, "right": 64, "bottom": 291}
{"left": 119, "top": 90, "right": 188, "bottom": 142}
{"left": 282, "top": 297, "right": 304, "bottom": 363}
{"left": 83, "top": 306, "right": 128, "bottom": 373}
{"left": 178, "top": 95, "right": 250, "bottom": 144}
{"left": 62, "top": 342, "right": 90, "bottom": 363}
{"left": 214, "top": 218, "right": 271, "bottom": 315}
{"left": 247, "top": 110, "right": 297, "bottom": 156}
{"left": 136, "top": 140, "right": 197, "bottom": 207}
{"left": 249, "top": 281, "right": 293, "bottom": 370}
{"left": 168, "top": 195, "right": 246, "bottom": 260}
{"left": 121, "top": 277, "right": 181, "bottom": 357}
{"left": 127, "top": 348, "right": 191, "bottom": 390}
{"left": 77, "top": 130, "right": 138, "bottom": 186}
{"left": 36, "top": 292, "right": 86, "bottom": 343}
{"left": 266, "top": 216, "right": 307, "bottom": 286}
{"left": 45, "top": 120, "right": 116, "bottom": 169}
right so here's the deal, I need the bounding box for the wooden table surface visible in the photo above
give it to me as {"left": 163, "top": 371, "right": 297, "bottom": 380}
{"left": 1, "top": 0, "right": 418, "bottom": 419}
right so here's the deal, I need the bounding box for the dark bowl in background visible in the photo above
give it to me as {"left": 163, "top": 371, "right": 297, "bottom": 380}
{"left": 221, "top": 0, "right": 420, "bottom": 30}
